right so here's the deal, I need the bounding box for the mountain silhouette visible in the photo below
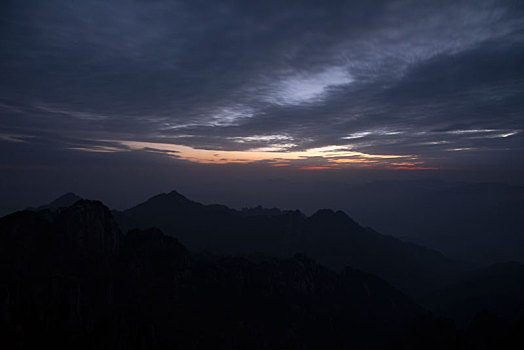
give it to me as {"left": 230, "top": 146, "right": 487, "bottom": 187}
{"left": 339, "top": 180, "right": 524, "bottom": 264}
{"left": 1, "top": 199, "right": 425, "bottom": 349}
{"left": 36, "top": 192, "right": 83, "bottom": 211}
{"left": 2, "top": 194, "right": 524, "bottom": 349}
{"left": 240, "top": 205, "right": 283, "bottom": 217}
{"left": 422, "top": 262, "right": 524, "bottom": 325}
{"left": 121, "top": 190, "right": 459, "bottom": 297}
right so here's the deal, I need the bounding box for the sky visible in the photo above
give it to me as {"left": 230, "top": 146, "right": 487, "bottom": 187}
{"left": 1, "top": 0, "right": 524, "bottom": 213}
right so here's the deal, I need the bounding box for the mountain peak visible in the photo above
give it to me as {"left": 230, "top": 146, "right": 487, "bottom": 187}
{"left": 308, "top": 209, "right": 360, "bottom": 232}
{"left": 167, "top": 190, "right": 188, "bottom": 199}
{"left": 147, "top": 190, "right": 190, "bottom": 204}
{"left": 43, "top": 192, "right": 83, "bottom": 210}
{"left": 310, "top": 208, "right": 353, "bottom": 222}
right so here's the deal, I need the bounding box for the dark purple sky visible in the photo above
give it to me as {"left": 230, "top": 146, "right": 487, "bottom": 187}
{"left": 1, "top": 0, "right": 523, "bottom": 213}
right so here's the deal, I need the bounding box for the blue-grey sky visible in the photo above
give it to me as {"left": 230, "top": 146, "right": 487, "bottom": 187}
{"left": 1, "top": 0, "right": 524, "bottom": 212}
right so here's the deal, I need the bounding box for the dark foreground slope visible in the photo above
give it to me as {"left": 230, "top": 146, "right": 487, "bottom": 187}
{"left": 0, "top": 200, "right": 424, "bottom": 350}
{"left": 123, "top": 190, "right": 459, "bottom": 296}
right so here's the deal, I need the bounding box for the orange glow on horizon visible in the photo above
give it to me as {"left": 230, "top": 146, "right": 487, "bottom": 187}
{"left": 388, "top": 166, "right": 439, "bottom": 170}
{"left": 91, "top": 139, "right": 428, "bottom": 169}
{"left": 329, "top": 158, "right": 378, "bottom": 164}
{"left": 300, "top": 166, "right": 337, "bottom": 170}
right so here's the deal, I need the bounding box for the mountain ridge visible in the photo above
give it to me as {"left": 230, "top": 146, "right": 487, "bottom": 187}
{"left": 2, "top": 193, "right": 524, "bottom": 349}
{"left": 0, "top": 199, "right": 425, "bottom": 349}
{"left": 120, "top": 189, "right": 460, "bottom": 297}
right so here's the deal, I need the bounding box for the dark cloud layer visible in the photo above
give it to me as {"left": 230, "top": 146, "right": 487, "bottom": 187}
{"left": 1, "top": 0, "right": 524, "bottom": 206}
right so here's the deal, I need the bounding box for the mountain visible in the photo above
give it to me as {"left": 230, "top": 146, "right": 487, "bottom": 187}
{"left": 0, "top": 200, "right": 424, "bottom": 350}
{"left": 122, "top": 190, "right": 460, "bottom": 297}
{"left": 2, "top": 195, "right": 523, "bottom": 349}
{"left": 240, "top": 205, "right": 283, "bottom": 217}
{"left": 338, "top": 180, "right": 524, "bottom": 264}
{"left": 24, "top": 192, "right": 85, "bottom": 222}
{"left": 36, "top": 192, "right": 83, "bottom": 211}
{"left": 422, "top": 262, "right": 524, "bottom": 326}
{"left": 223, "top": 180, "right": 524, "bottom": 264}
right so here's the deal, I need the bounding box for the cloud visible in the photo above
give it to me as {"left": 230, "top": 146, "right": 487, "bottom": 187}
{"left": 0, "top": 0, "right": 523, "bottom": 172}
{"left": 263, "top": 67, "right": 353, "bottom": 105}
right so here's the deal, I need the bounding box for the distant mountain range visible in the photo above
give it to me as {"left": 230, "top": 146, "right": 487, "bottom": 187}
{"left": 0, "top": 199, "right": 422, "bottom": 349}
{"left": 1, "top": 192, "right": 523, "bottom": 349}
{"left": 179, "top": 180, "right": 524, "bottom": 264}
{"left": 119, "top": 190, "right": 458, "bottom": 297}
{"left": 423, "top": 261, "right": 524, "bottom": 326}
{"left": 329, "top": 180, "right": 524, "bottom": 264}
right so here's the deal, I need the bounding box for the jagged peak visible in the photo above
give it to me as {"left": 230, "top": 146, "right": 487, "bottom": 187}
{"left": 67, "top": 198, "right": 107, "bottom": 209}
{"left": 46, "top": 192, "right": 83, "bottom": 209}
{"left": 146, "top": 190, "right": 190, "bottom": 204}
{"left": 167, "top": 189, "right": 188, "bottom": 198}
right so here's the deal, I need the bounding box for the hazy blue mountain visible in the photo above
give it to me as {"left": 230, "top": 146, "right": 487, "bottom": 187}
{"left": 122, "top": 190, "right": 460, "bottom": 297}
{"left": 340, "top": 181, "right": 524, "bottom": 264}
{"left": 44, "top": 192, "right": 83, "bottom": 209}
{"left": 422, "top": 262, "right": 524, "bottom": 326}
{"left": 25, "top": 192, "right": 83, "bottom": 212}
